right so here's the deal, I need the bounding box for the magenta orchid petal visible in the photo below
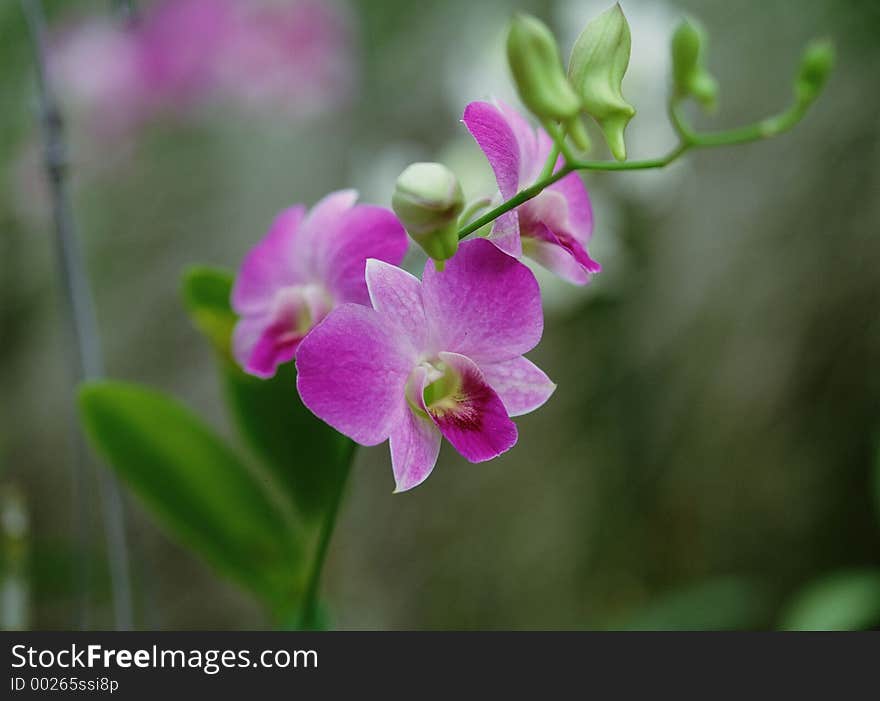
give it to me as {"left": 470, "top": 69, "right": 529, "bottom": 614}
{"left": 296, "top": 304, "right": 411, "bottom": 445}
{"left": 462, "top": 101, "right": 522, "bottom": 199}
{"left": 548, "top": 171, "right": 594, "bottom": 243}
{"left": 231, "top": 205, "right": 306, "bottom": 314}
{"left": 390, "top": 366, "right": 442, "bottom": 493}
{"left": 390, "top": 409, "right": 443, "bottom": 493}
{"left": 232, "top": 314, "right": 270, "bottom": 374}
{"left": 322, "top": 205, "right": 408, "bottom": 306}
{"left": 523, "top": 227, "right": 592, "bottom": 285}
{"left": 479, "top": 356, "right": 556, "bottom": 417}
{"left": 490, "top": 211, "right": 523, "bottom": 257}
{"left": 425, "top": 352, "right": 518, "bottom": 463}
{"left": 497, "top": 100, "right": 543, "bottom": 183}
{"left": 521, "top": 191, "right": 601, "bottom": 276}
{"left": 292, "top": 189, "right": 359, "bottom": 275}
{"left": 365, "top": 259, "right": 428, "bottom": 352}
{"left": 422, "top": 238, "right": 543, "bottom": 363}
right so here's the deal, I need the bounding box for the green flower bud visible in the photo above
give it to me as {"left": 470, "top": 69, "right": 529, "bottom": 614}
{"left": 671, "top": 18, "right": 719, "bottom": 111}
{"left": 795, "top": 39, "right": 834, "bottom": 105}
{"left": 506, "top": 13, "right": 582, "bottom": 122}
{"left": 392, "top": 162, "right": 464, "bottom": 267}
{"left": 564, "top": 114, "right": 592, "bottom": 153}
{"left": 568, "top": 3, "right": 635, "bottom": 161}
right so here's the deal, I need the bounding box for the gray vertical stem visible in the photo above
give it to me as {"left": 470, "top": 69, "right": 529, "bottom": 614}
{"left": 112, "top": 0, "right": 139, "bottom": 24}
{"left": 20, "top": 0, "right": 134, "bottom": 630}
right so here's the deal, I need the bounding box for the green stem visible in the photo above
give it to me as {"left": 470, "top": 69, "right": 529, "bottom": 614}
{"left": 297, "top": 441, "right": 357, "bottom": 629}
{"left": 542, "top": 119, "right": 577, "bottom": 164}
{"left": 458, "top": 166, "right": 574, "bottom": 240}
{"left": 538, "top": 141, "right": 561, "bottom": 180}
{"left": 671, "top": 95, "right": 811, "bottom": 147}
{"left": 457, "top": 96, "right": 813, "bottom": 242}
{"left": 458, "top": 197, "right": 493, "bottom": 228}
{"left": 457, "top": 144, "right": 689, "bottom": 241}
{"left": 568, "top": 143, "right": 691, "bottom": 171}
{"left": 691, "top": 103, "right": 810, "bottom": 146}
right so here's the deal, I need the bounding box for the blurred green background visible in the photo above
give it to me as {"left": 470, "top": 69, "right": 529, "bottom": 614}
{"left": 2, "top": 0, "right": 879, "bottom": 629}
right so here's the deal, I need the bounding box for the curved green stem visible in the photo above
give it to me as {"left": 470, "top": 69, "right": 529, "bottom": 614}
{"left": 456, "top": 144, "right": 689, "bottom": 240}
{"left": 458, "top": 197, "right": 493, "bottom": 228}
{"left": 542, "top": 120, "right": 576, "bottom": 165}
{"left": 568, "top": 142, "right": 691, "bottom": 171}
{"left": 457, "top": 96, "right": 814, "bottom": 242}
{"left": 670, "top": 94, "right": 812, "bottom": 148}
{"left": 689, "top": 102, "right": 810, "bottom": 146}
{"left": 538, "top": 141, "right": 561, "bottom": 180}
{"left": 457, "top": 166, "right": 574, "bottom": 240}
{"left": 297, "top": 441, "right": 357, "bottom": 629}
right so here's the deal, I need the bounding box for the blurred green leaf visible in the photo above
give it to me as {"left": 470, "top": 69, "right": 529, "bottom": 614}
{"left": 874, "top": 440, "right": 880, "bottom": 524}
{"left": 78, "top": 381, "right": 305, "bottom": 612}
{"left": 618, "top": 576, "right": 773, "bottom": 630}
{"left": 181, "top": 266, "right": 237, "bottom": 357}
{"left": 222, "top": 363, "right": 354, "bottom": 522}
{"left": 280, "top": 599, "right": 333, "bottom": 631}
{"left": 781, "top": 570, "right": 880, "bottom": 631}
{"left": 182, "top": 266, "right": 355, "bottom": 522}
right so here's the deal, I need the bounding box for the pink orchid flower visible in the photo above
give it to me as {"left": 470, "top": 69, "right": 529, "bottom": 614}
{"left": 462, "top": 100, "right": 601, "bottom": 285}
{"left": 296, "top": 238, "right": 556, "bottom": 492}
{"left": 232, "top": 190, "right": 407, "bottom": 379}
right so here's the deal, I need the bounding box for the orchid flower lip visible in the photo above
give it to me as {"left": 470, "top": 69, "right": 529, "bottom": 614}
{"left": 272, "top": 283, "right": 333, "bottom": 336}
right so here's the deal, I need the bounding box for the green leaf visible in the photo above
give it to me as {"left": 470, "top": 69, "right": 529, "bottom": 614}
{"left": 181, "top": 266, "right": 237, "bottom": 357}
{"left": 780, "top": 570, "right": 880, "bottom": 631}
{"left": 181, "top": 266, "right": 355, "bottom": 522}
{"left": 874, "top": 439, "right": 880, "bottom": 525}
{"left": 221, "top": 363, "right": 354, "bottom": 522}
{"left": 79, "top": 381, "right": 304, "bottom": 612}
{"left": 617, "top": 576, "right": 773, "bottom": 631}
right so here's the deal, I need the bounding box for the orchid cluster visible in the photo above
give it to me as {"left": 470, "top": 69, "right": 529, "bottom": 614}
{"left": 233, "top": 95, "right": 593, "bottom": 491}
{"left": 49, "top": 0, "right": 353, "bottom": 139}
{"left": 230, "top": 5, "right": 832, "bottom": 492}
{"left": 67, "top": 2, "right": 834, "bottom": 627}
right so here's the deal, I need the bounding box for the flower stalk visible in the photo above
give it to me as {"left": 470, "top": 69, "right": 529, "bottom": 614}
{"left": 458, "top": 94, "right": 819, "bottom": 242}
{"left": 297, "top": 442, "right": 356, "bottom": 630}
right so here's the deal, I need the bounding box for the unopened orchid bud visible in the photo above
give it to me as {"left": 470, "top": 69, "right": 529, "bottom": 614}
{"left": 564, "top": 114, "right": 592, "bottom": 152}
{"left": 568, "top": 3, "right": 635, "bottom": 161}
{"left": 795, "top": 39, "right": 834, "bottom": 106}
{"left": 671, "top": 18, "right": 719, "bottom": 111}
{"left": 506, "top": 13, "right": 582, "bottom": 123}
{"left": 392, "top": 162, "right": 464, "bottom": 267}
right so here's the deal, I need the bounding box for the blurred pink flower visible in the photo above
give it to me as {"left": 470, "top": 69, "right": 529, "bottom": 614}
{"left": 217, "top": 0, "right": 355, "bottom": 116}
{"left": 47, "top": 0, "right": 356, "bottom": 136}
{"left": 49, "top": 18, "right": 145, "bottom": 138}
{"left": 136, "top": 0, "right": 237, "bottom": 110}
